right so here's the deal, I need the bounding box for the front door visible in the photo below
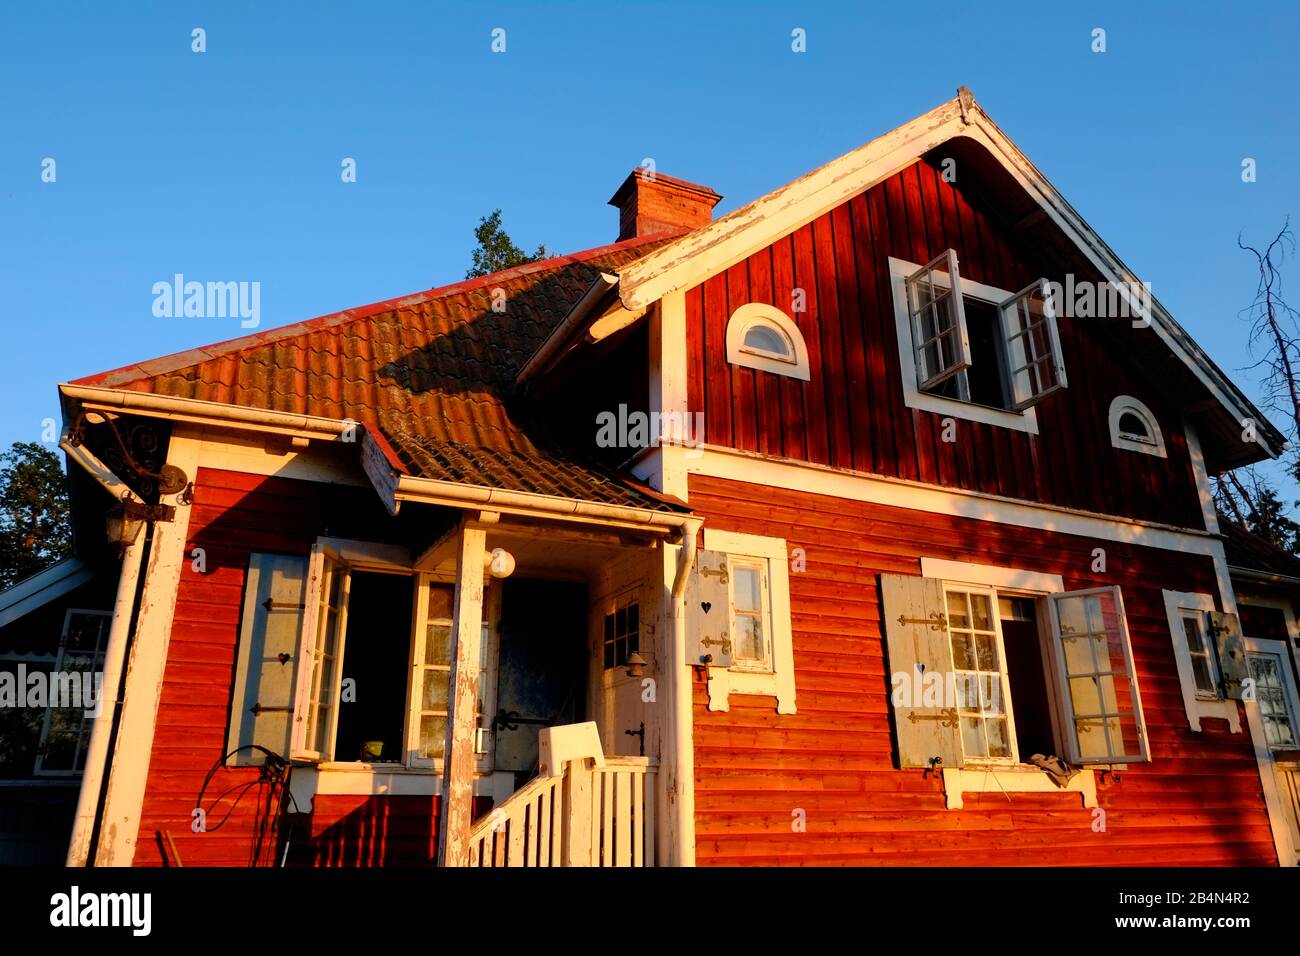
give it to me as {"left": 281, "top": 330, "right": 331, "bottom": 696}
{"left": 1244, "top": 637, "right": 1300, "bottom": 862}
{"left": 493, "top": 579, "right": 587, "bottom": 781}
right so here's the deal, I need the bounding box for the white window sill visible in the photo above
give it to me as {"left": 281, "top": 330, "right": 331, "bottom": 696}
{"left": 287, "top": 765, "right": 516, "bottom": 813}
{"left": 942, "top": 765, "right": 1098, "bottom": 810}
{"left": 906, "top": 389, "right": 1040, "bottom": 434}
{"left": 705, "top": 665, "right": 796, "bottom": 715}
{"left": 1191, "top": 697, "right": 1242, "bottom": 733}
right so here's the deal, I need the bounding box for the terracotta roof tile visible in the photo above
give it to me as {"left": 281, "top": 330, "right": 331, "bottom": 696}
{"left": 70, "top": 235, "right": 689, "bottom": 514}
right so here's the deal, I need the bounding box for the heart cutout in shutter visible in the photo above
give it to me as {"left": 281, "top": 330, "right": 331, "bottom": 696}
{"left": 701, "top": 601, "right": 712, "bottom": 614}
{"left": 277, "top": 653, "right": 291, "bottom": 665}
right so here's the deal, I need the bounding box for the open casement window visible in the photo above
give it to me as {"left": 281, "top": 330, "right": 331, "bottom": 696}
{"left": 878, "top": 574, "right": 1154, "bottom": 770}
{"left": 290, "top": 544, "right": 351, "bottom": 761}
{"left": 905, "top": 250, "right": 971, "bottom": 390}
{"left": 405, "top": 576, "right": 499, "bottom": 771}
{"left": 1047, "top": 587, "right": 1150, "bottom": 764}
{"left": 998, "top": 279, "right": 1067, "bottom": 410}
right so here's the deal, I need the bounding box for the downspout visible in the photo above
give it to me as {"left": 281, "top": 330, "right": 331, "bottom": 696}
{"left": 62, "top": 437, "right": 148, "bottom": 867}
{"left": 667, "top": 517, "right": 703, "bottom": 866}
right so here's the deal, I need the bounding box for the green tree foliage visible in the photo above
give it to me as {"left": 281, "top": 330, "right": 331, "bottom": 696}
{"left": 1244, "top": 482, "right": 1300, "bottom": 554}
{"left": 465, "top": 209, "right": 549, "bottom": 279}
{"left": 0, "top": 442, "right": 72, "bottom": 590}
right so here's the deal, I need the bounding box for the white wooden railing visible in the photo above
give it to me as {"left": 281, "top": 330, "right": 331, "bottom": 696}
{"left": 466, "top": 723, "right": 657, "bottom": 867}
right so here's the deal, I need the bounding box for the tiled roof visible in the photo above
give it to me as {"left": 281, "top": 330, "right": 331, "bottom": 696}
{"left": 1221, "top": 519, "right": 1300, "bottom": 580}
{"left": 71, "top": 236, "right": 690, "bottom": 514}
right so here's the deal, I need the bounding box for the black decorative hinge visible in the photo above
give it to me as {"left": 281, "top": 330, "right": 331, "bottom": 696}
{"left": 896, "top": 612, "right": 947, "bottom": 631}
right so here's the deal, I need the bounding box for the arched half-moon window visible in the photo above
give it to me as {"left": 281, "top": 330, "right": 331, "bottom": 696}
{"left": 1108, "top": 395, "right": 1166, "bottom": 458}
{"left": 724, "top": 303, "right": 811, "bottom": 381}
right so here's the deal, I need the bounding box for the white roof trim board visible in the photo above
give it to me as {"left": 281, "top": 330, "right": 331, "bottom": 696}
{"left": 0, "top": 557, "right": 94, "bottom": 630}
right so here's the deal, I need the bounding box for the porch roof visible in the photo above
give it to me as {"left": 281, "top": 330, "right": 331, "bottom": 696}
{"left": 1222, "top": 518, "right": 1300, "bottom": 583}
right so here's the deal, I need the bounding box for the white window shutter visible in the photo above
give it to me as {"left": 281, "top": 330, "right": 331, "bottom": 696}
{"left": 1047, "top": 586, "right": 1150, "bottom": 764}
{"left": 880, "top": 573, "right": 964, "bottom": 770}
{"left": 1209, "top": 611, "right": 1249, "bottom": 700}
{"left": 227, "top": 553, "right": 309, "bottom": 764}
{"left": 999, "top": 278, "right": 1067, "bottom": 410}
{"left": 686, "top": 549, "right": 733, "bottom": 667}
{"left": 905, "top": 249, "right": 971, "bottom": 390}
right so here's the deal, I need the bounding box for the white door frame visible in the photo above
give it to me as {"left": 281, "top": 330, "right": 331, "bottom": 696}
{"left": 1244, "top": 635, "right": 1300, "bottom": 862}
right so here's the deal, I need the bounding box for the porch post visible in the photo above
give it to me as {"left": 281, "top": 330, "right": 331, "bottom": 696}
{"left": 436, "top": 523, "right": 486, "bottom": 867}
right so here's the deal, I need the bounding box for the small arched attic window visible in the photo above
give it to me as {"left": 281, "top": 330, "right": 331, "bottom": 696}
{"left": 725, "top": 303, "right": 810, "bottom": 381}
{"left": 1109, "top": 395, "right": 1166, "bottom": 457}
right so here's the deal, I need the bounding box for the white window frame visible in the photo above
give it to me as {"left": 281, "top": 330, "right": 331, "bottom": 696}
{"left": 1046, "top": 586, "right": 1150, "bottom": 764}
{"left": 1161, "top": 590, "right": 1241, "bottom": 733}
{"left": 290, "top": 544, "right": 351, "bottom": 762}
{"left": 724, "top": 303, "right": 811, "bottom": 380}
{"left": 700, "top": 529, "right": 795, "bottom": 714}
{"left": 888, "top": 257, "right": 1044, "bottom": 434}
{"left": 33, "top": 608, "right": 111, "bottom": 777}
{"left": 1243, "top": 636, "right": 1300, "bottom": 752}
{"left": 1109, "top": 395, "right": 1166, "bottom": 458}
{"left": 600, "top": 592, "right": 642, "bottom": 671}
{"left": 726, "top": 556, "right": 774, "bottom": 674}
{"left": 404, "top": 574, "right": 500, "bottom": 773}
{"left": 941, "top": 584, "right": 1019, "bottom": 765}
{"left": 1001, "top": 279, "right": 1068, "bottom": 410}
{"left": 905, "top": 249, "right": 972, "bottom": 390}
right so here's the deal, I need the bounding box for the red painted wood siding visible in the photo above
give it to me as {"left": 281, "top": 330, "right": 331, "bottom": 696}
{"left": 133, "top": 467, "right": 472, "bottom": 867}
{"left": 689, "top": 474, "right": 1277, "bottom": 866}
{"left": 684, "top": 160, "right": 1204, "bottom": 529}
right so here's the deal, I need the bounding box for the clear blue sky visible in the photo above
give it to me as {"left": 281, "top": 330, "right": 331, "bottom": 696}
{"left": 2, "top": 2, "right": 1297, "bottom": 494}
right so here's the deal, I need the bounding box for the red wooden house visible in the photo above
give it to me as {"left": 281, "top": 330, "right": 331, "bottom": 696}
{"left": 5, "top": 88, "right": 1300, "bottom": 867}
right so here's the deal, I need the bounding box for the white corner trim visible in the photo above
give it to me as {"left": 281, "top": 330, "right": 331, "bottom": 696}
{"left": 94, "top": 428, "right": 202, "bottom": 866}
{"left": 942, "top": 766, "right": 1097, "bottom": 810}
{"left": 701, "top": 529, "right": 796, "bottom": 715}
{"left": 1184, "top": 420, "right": 1219, "bottom": 535}
{"left": 724, "top": 303, "right": 811, "bottom": 381}
{"left": 1160, "top": 589, "right": 1241, "bottom": 734}
{"left": 1109, "top": 396, "right": 1167, "bottom": 458}
{"left": 635, "top": 292, "right": 692, "bottom": 503}
{"left": 920, "top": 558, "right": 1063, "bottom": 593}
{"left": 887, "top": 258, "right": 1040, "bottom": 435}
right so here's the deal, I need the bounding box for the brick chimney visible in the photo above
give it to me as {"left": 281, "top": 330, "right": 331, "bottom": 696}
{"left": 608, "top": 169, "right": 722, "bottom": 241}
